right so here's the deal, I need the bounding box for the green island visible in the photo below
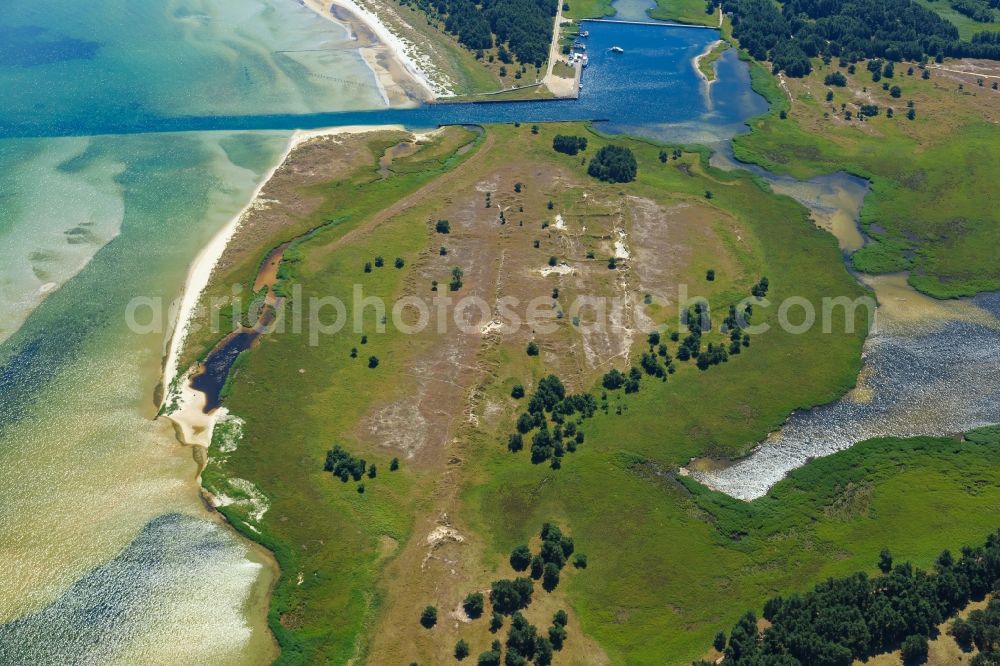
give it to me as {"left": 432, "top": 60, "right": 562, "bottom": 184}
{"left": 173, "top": 0, "right": 1000, "bottom": 664}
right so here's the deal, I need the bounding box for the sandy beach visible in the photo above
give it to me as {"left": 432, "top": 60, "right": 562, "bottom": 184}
{"left": 301, "top": 0, "right": 444, "bottom": 101}
{"left": 161, "top": 125, "right": 406, "bottom": 449}
{"left": 693, "top": 39, "right": 725, "bottom": 87}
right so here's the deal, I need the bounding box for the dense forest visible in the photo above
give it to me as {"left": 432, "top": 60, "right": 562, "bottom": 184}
{"left": 400, "top": 0, "right": 555, "bottom": 66}
{"left": 715, "top": 0, "right": 1000, "bottom": 76}
{"left": 700, "top": 530, "right": 1000, "bottom": 665}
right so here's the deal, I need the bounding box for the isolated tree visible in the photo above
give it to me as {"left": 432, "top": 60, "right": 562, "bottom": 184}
{"left": 450, "top": 266, "right": 464, "bottom": 291}
{"left": 455, "top": 639, "right": 470, "bottom": 660}
{"left": 901, "top": 634, "right": 928, "bottom": 664}
{"left": 420, "top": 605, "right": 437, "bottom": 628}
{"left": 572, "top": 553, "right": 587, "bottom": 569}
{"left": 464, "top": 591, "right": 485, "bottom": 618}
{"left": 552, "top": 135, "right": 588, "bottom": 155}
{"left": 714, "top": 631, "right": 727, "bottom": 652}
{"left": 506, "top": 612, "right": 538, "bottom": 659}
{"left": 548, "top": 623, "right": 567, "bottom": 650}
{"left": 364, "top": 261, "right": 372, "bottom": 273}
{"left": 368, "top": 356, "right": 379, "bottom": 369}
{"left": 526, "top": 342, "right": 539, "bottom": 356}
{"left": 476, "top": 650, "right": 500, "bottom": 666}
{"left": 489, "top": 577, "right": 534, "bottom": 614}
{"left": 490, "top": 611, "right": 504, "bottom": 633}
{"left": 534, "top": 637, "right": 554, "bottom": 665}
{"left": 601, "top": 369, "right": 625, "bottom": 390}
{"left": 879, "top": 548, "right": 893, "bottom": 573}
{"left": 395, "top": 257, "right": 405, "bottom": 268}
{"left": 374, "top": 256, "right": 384, "bottom": 268}
{"left": 542, "top": 562, "right": 560, "bottom": 591}
{"left": 530, "top": 555, "right": 544, "bottom": 579}
{"left": 511, "top": 384, "right": 525, "bottom": 399}
{"left": 436, "top": 219, "right": 451, "bottom": 234}
{"left": 508, "top": 433, "right": 523, "bottom": 452}
{"left": 389, "top": 457, "right": 399, "bottom": 471}
{"left": 824, "top": 71, "right": 847, "bottom": 86}
{"left": 510, "top": 544, "right": 533, "bottom": 571}
{"left": 367, "top": 464, "right": 376, "bottom": 478}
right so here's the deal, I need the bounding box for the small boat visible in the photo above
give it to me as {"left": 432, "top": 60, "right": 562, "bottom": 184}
{"left": 581, "top": 54, "right": 589, "bottom": 67}
{"left": 610, "top": 46, "right": 624, "bottom": 53}
{"left": 579, "top": 30, "right": 590, "bottom": 38}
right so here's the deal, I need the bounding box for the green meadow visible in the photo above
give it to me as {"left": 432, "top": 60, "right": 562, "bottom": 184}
{"left": 649, "top": 0, "right": 720, "bottom": 26}
{"left": 465, "top": 428, "right": 1000, "bottom": 663}
{"left": 914, "top": 0, "right": 1000, "bottom": 40}
{"left": 733, "top": 57, "right": 1000, "bottom": 298}
{"left": 197, "top": 121, "right": 1000, "bottom": 665}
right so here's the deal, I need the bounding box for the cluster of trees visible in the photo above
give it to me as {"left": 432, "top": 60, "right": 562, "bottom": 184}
{"left": 601, "top": 367, "right": 643, "bottom": 393}
{"left": 601, "top": 283, "right": 762, "bottom": 393}
{"left": 950, "top": 0, "right": 999, "bottom": 23}
{"left": 401, "top": 0, "right": 554, "bottom": 65}
{"left": 552, "top": 134, "right": 588, "bottom": 155}
{"left": 489, "top": 577, "right": 535, "bottom": 614}
{"left": 824, "top": 71, "right": 847, "bottom": 86}
{"left": 486, "top": 611, "right": 563, "bottom": 665}
{"left": 323, "top": 445, "right": 395, "bottom": 486}
{"left": 717, "top": 0, "right": 1000, "bottom": 77}
{"left": 508, "top": 523, "right": 584, "bottom": 592}
{"left": 323, "top": 445, "right": 371, "bottom": 482}
{"left": 587, "top": 145, "right": 637, "bottom": 183}
{"left": 703, "top": 530, "right": 1000, "bottom": 665}
{"left": 425, "top": 523, "right": 581, "bottom": 665}
{"left": 507, "top": 375, "right": 594, "bottom": 467}
{"left": 363, "top": 255, "right": 405, "bottom": 273}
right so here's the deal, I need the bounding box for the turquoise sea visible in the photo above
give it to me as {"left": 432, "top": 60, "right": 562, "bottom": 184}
{"left": 0, "top": 0, "right": 765, "bottom": 662}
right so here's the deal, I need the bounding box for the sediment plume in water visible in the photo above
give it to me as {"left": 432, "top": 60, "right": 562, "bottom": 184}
{"left": 0, "top": 514, "right": 276, "bottom": 665}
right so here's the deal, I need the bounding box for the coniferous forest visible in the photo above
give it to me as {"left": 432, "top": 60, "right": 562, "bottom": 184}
{"left": 716, "top": 0, "right": 1000, "bottom": 76}
{"left": 400, "top": 0, "right": 556, "bottom": 66}
{"left": 700, "top": 530, "right": 1000, "bottom": 665}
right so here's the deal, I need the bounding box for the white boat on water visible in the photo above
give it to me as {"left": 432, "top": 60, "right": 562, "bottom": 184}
{"left": 610, "top": 46, "right": 624, "bottom": 53}
{"left": 579, "top": 30, "right": 590, "bottom": 38}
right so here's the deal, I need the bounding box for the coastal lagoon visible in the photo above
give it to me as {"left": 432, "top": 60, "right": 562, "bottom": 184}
{"left": 9, "top": 0, "right": 994, "bottom": 660}
{"left": 0, "top": 21, "right": 765, "bottom": 139}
